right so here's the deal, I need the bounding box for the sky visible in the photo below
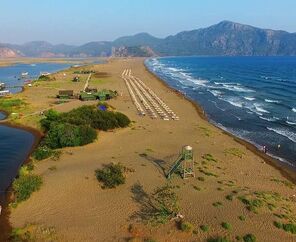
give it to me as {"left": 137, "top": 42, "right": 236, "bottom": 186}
{"left": 1, "top": 0, "right": 296, "bottom": 45}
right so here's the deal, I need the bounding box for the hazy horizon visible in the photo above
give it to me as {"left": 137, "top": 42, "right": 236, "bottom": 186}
{"left": 1, "top": 0, "right": 296, "bottom": 45}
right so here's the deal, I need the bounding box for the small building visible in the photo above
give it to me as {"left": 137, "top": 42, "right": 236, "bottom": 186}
{"left": 57, "top": 90, "right": 74, "bottom": 99}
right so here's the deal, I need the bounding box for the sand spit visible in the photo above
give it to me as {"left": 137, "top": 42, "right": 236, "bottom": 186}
{"left": 6, "top": 58, "right": 296, "bottom": 242}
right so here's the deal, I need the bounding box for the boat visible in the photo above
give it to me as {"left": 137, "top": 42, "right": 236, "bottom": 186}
{"left": 40, "top": 72, "right": 51, "bottom": 76}
{"left": 21, "top": 72, "right": 29, "bottom": 77}
{"left": 0, "top": 90, "right": 10, "bottom": 97}
{"left": 0, "top": 83, "right": 5, "bottom": 91}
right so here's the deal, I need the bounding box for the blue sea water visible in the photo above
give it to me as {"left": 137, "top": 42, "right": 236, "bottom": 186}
{"left": 146, "top": 57, "right": 296, "bottom": 166}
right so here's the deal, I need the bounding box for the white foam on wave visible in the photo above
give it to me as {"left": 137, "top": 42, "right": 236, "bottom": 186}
{"left": 292, "top": 108, "right": 296, "bottom": 113}
{"left": 265, "top": 99, "right": 280, "bottom": 103}
{"left": 208, "top": 90, "right": 222, "bottom": 97}
{"left": 267, "top": 127, "right": 296, "bottom": 143}
{"left": 286, "top": 120, "right": 296, "bottom": 125}
{"left": 244, "top": 97, "right": 255, "bottom": 101}
{"left": 221, "top": 97, "right": 244, "bottom": 108}
{"left": 259, "top": 116, "right": 278, "bottom": 122}
{"left": 214, "top": 82, "right": 255, "bottom": 93}
{"left": 254, "top": 103, "right": 270, "bottom": 114}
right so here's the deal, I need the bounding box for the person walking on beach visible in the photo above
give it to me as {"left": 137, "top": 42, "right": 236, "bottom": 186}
{"left": 263, "top": 145, "right": 267, "bottom": 154}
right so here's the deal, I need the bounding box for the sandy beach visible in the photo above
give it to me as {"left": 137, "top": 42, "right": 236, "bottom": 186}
{"left": 3, "top": 58, "right": 296, "bottom": 241}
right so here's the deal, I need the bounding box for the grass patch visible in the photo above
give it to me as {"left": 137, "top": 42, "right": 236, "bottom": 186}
{"left": 0, "top": 98, "right": 26, "bottom": 113}
{"left": 197, "top": 176, "right": 205, "bottom": 182}
{"left": 193, "top": 185, "right": 201, "bottom": 191}
{"left": 10, "top": 224, "right": 57, "bottom": 241}
{"left": 200, "top": 225, "right": 209, "bottom": 232}
{"left": 212, "top": 202, "right": 223, "bottom": 207}
{"left": 12, "top": 173, "right": 42, "bottom": 205}
{"left": 207, "top": 237, "right": 230, "bottom": 242}
{"left": 224, "top": 148, "right": 245, "bottom": 158}
{"left": 221, "top": 222, "right": 232, "bottom": 230}
{"left": 202, "top": 154, "right": 218, "bottom": 162}
{"left": 270, "top": 178, "right": 294, "bottom": 189}
{"left": 95, "top": 163, "right": 126, "bottom": 189}
{"left": 199, "top": 126, "right": 212, "bottom": 137}
{"left": 198, "top": 168, "right": 218, "bottom": 177}
{"left": 243, "top": 234, "right": 256, "bottom": 242}
{"left": 273, "top": 221, "right": 296, "bottom": 234}
{"left": 180, "top": 221, "right": 194, "bottom": 233}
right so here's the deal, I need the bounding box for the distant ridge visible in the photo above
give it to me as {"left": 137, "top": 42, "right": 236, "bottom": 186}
{"left": 1, "top": 21, "right": 296, "bottom": 57}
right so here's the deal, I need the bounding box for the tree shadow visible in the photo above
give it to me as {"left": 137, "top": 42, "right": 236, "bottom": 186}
{"left": 130, "top": 182, "right": 158, "bottom": 223}
{"left": 139, "top": 153, "right": 173, "bottom": 177}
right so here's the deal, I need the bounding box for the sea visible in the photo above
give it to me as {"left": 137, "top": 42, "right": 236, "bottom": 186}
{"left": 0, "top": 62, "right": 71, "bottom": 193}
{"left": 146, "top": 56, "right": 296, "bottom": 167}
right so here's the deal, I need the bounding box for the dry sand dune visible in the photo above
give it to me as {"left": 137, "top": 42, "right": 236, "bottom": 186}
{"left": 8, "top": 58, "right": 296, "bottom": 241}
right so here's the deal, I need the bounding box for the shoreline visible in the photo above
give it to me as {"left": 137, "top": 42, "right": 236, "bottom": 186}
{"left": 3, "top": 57, "right": 296, "bottom": 241}
{"left": 144, "top": 61, "right": 296, "bottom": 184}
{"left": 0, "top": 122, "right": 42, "bottom": 241}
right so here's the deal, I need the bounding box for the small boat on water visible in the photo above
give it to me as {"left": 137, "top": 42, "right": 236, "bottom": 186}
{"left": 40, "top": 72, "right": 51, "bottom": 76}
{"left": 0, "top": 90, "right": 10, "bottom": 97}
{"left": 0, "top": 83, "right": 5, "bottom": 91}
{"left": 21, "top": 72, "right": 29, "bottom": 77}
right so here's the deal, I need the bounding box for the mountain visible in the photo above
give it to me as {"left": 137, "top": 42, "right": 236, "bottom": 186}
{"left": 1, "top": 21, "right": 296, "bottom": 57}
{"left": 156, "top": 21, "right": 296, "bottom": 56}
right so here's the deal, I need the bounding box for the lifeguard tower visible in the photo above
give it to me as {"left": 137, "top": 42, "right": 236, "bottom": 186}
{"left": 167, "top": 145, "right": 195, "bottom": 179}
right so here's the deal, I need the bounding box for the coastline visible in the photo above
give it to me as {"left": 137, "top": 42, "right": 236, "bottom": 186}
{"left": 4, "top": 57, "right": 296, "bottom": 241}
{"left": 0, "top": 122, "right": 42, "bottom": 241}
{"left": 144, "top": 61, "right": 296, "bottom": 184}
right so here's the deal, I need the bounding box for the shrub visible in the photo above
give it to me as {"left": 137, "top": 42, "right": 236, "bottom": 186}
{"left": 95, "top": 163, "right": 126, "bottom": 189}
{"left": 221, "top": 222, "right": 232, "bottom": 230}
{"left": 32, "top": 145, "right": 54, "bottom": 160}
{"left": 282, "top": 223, "right": 296, "bottom": 234}
{"left": 238, "top": 215, "right": 246, "bottom": 221}
{"left": 273, "top": 221, "right": 283, "bottom": 229}
{"left": 180, "top": 221, "right": 194, "bottom": 233}
{"left": 200, "top": 225, "right": 209, "bottom": 232}
{"left": 197, "top": 177, "right": 205, "bottom": 182}
{"left": 226, "top": 194, "right": 233, "bottom": 201}
{"left": 243, "top": 234, "right": 256, "bottom": 242}
{"left": 45, "top": 123, "right": 97, "bottom": 149}
{"left": 12, "top": 174, "right": 42, "bottom": 203}
{"left": 208, "top": 237, "right": 230, "bottom": 242}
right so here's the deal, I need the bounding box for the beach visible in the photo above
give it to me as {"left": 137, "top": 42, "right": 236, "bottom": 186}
{"left": 3, "top": 58, "right": 296, "bottom": 241}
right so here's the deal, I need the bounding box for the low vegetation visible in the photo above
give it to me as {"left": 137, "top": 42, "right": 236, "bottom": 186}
{"left": 40, "top": 105, "right": 130, "bottom": 149}
{"left": 202, "top": 153, "right": 218, "bottom": 162}
{"left": 243, "top": 234, "right": 256, "bottom": 242}
{"left": 95, "top": 163, "right": 126, "bottom": 189}
{"left": 273, "top": 221, "right": 296, "bottom": 234}
{"left": 207, "top": 237, "right": 230, "bottom": 242}
{"left": 224, "top": 148, "right": 245, "bottom": 158}
{"left": 10, "top": 224, "right": 57, "bottom": 241}
{"left": 180, "top": 221, "right": 194, "bottom": 233}
{"left": 0, "top": 98, "right": 26, "bottom": 113}
{"left": 221, "top": 222, "right": 232, "bottom": 230}
{"left": 32, "top": 145, "right": 61, "bottom": 161}
{"left": 200, "top": 225, "right": 209, "bottom": 232}
{"left": 12, "top": 166, "right": 42, "bottom": 206}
